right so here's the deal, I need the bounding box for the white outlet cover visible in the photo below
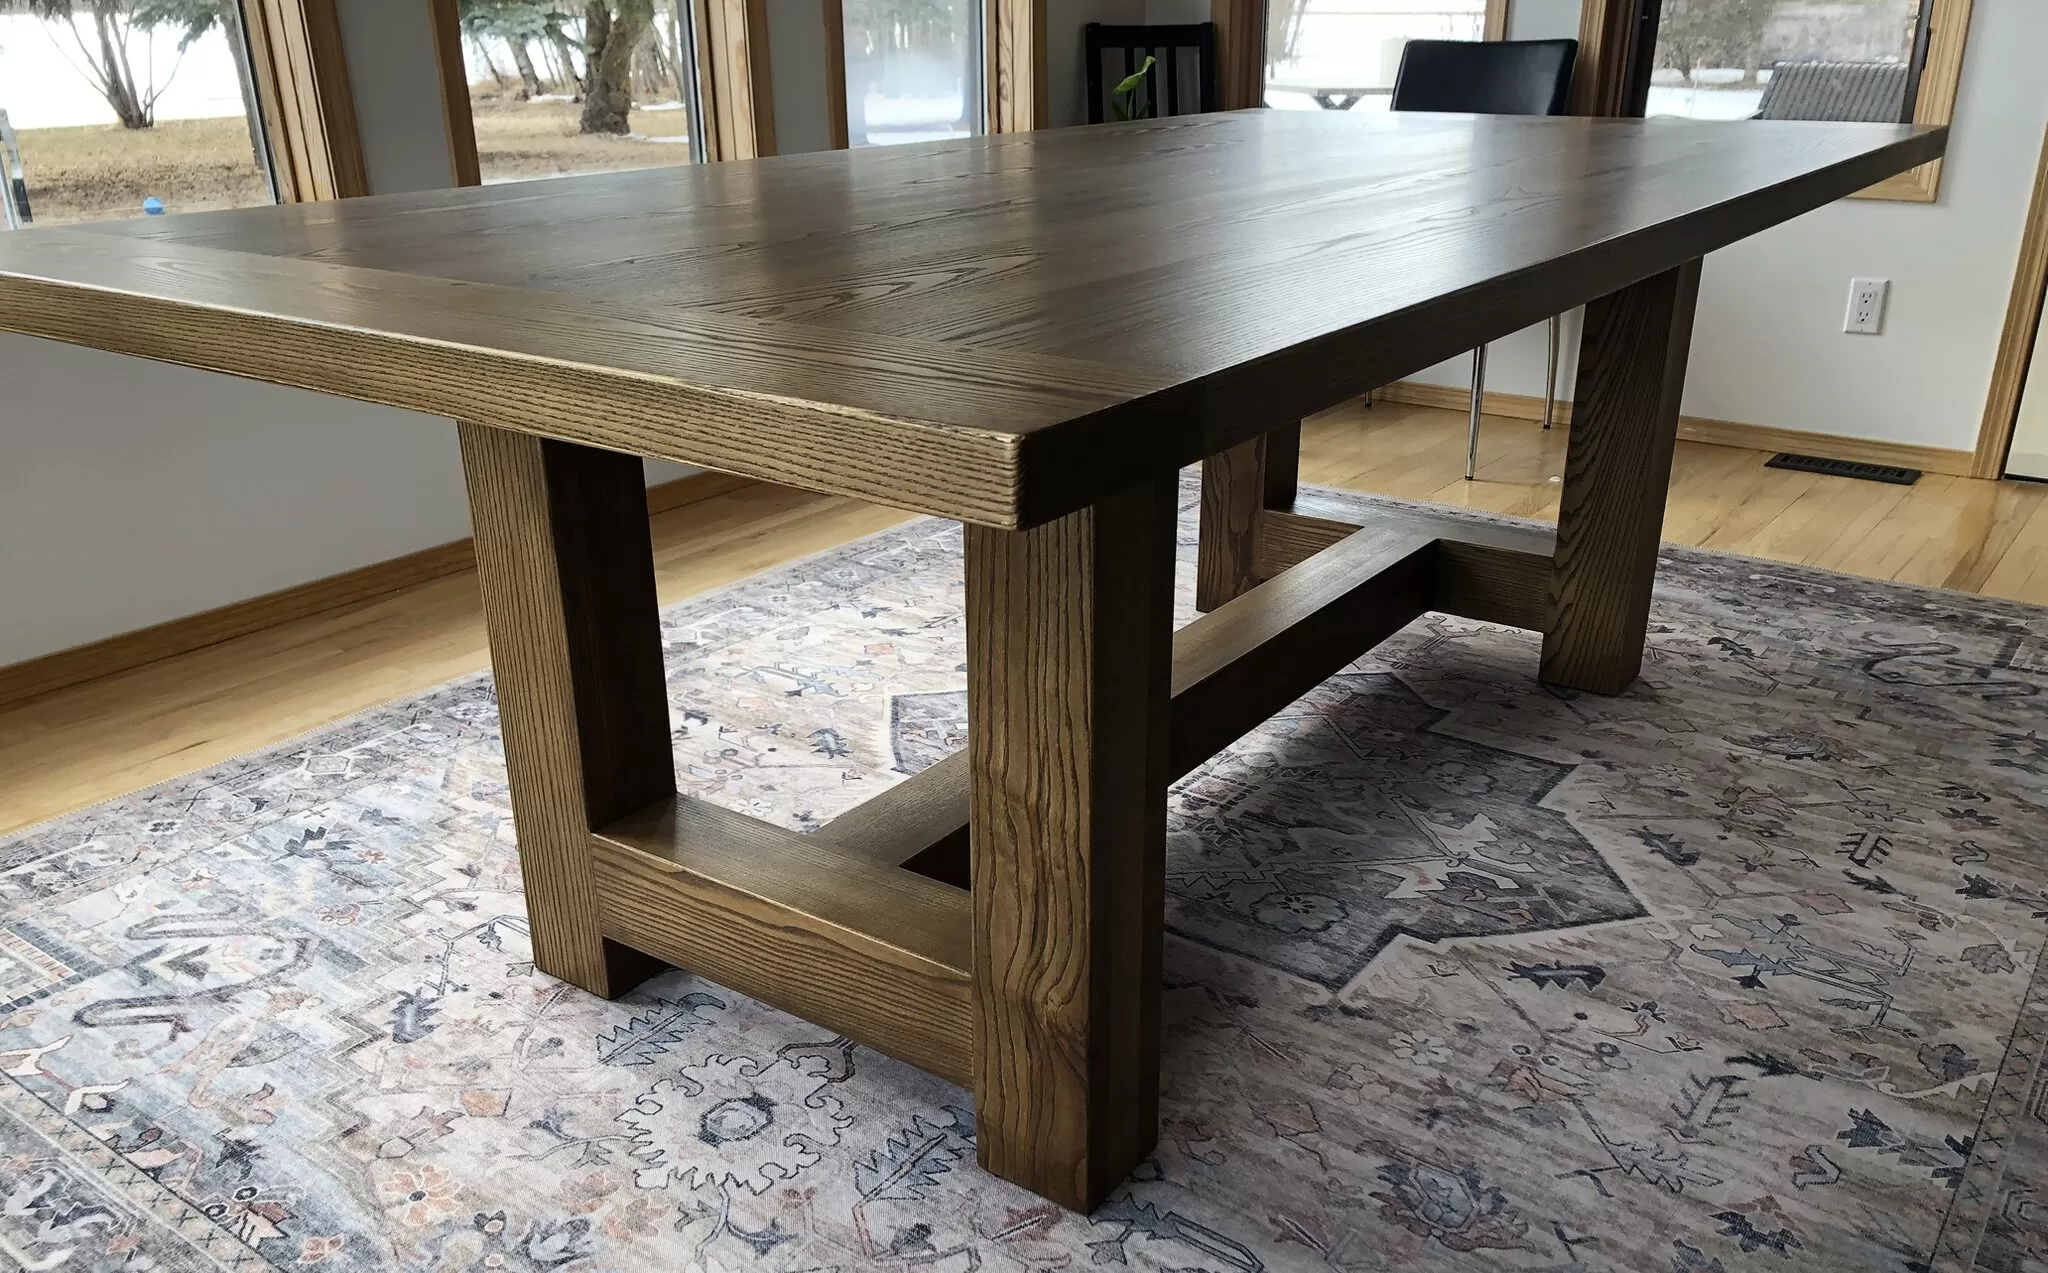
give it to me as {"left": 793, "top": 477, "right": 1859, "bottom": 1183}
{"left": 1845, "top": 277, "right": 1890, "bottom": 335}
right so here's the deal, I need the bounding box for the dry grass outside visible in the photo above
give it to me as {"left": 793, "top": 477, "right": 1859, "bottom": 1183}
{"left": 10, "top": 97, "right": 696, "bottom": 228}
{"left": 469, "top": 96, "right": 697, "bottom": 183}
{"left": 14, "top": 115, "right": 270, "bottom": 227}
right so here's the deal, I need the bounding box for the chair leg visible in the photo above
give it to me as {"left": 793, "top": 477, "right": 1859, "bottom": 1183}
{"left": 1543, "top": 314, "right": 1561, "bottom": 431}
{"left": 1465, "top": 344, "right": 1487, "bottom": 481}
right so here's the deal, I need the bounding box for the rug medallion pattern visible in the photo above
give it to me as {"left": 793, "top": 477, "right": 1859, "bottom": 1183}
{"left": 1, "top": 484, "right": 2045, "bottom": 1271}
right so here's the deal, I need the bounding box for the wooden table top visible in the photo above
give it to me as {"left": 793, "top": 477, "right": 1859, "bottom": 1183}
{"left": 0, "top": 111, "right": 1942, "bottom": 528}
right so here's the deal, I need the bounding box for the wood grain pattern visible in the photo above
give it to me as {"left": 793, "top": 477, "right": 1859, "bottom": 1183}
{"left": 987, "top": 0, "right": 1046, "bottom": 133}
{"left": 1210, "top": 0, "right": 1265, "bottom": 110}
{"left": 965, "top": 474, "right": 1177, "bottom": 1211}
{"left": 457, "top": 425, "right": 674, "bottom": 997}
{"left": 695, "top": 0, "right": 775, "bottom": 160}
{"left": 594, "top": 795, "right": 974, "bottom": 1084}
{"left": 1172, "top": 523, "right": 1434, "bottom": 776}
{"left": 1542, "top": 260, "right": 1703, "bottom": 694}
{"left": 1196, "top": 436, "right": 1269, "bottom": 611}
{"left": 241, "top": 0, "right": 367, "bottom": 201}
{"left": 0, "top": 114, "right": 1944, "bottom": 529}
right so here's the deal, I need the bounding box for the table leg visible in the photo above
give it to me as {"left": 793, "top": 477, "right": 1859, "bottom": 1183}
{"left": 1542, "top": 259, "right": 1703, "bottom": 694}
{"left": 1196, "top": 422, "right": 1301, "bottom": 611}
{"left": 964, "top": 472, "right": 1177, "bottom": 1212}
{"left": 457, "top": 423, "right": 674, "bottom": 997}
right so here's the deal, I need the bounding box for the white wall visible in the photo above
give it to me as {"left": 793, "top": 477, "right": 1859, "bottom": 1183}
{"left": 0, "top": 1, "right": 475, "bottom": 668}
{"left": 766, "top": 0, "right": 839, "bottom": 154}
{"left": 1414, "top": 0, "right": 2045, "bottom": 456}
{"left": 0, "top": 0, "right": 733, "bottom": 668}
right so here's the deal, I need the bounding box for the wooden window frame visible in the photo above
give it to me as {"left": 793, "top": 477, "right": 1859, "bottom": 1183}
{"left": 695, "top": 0, "right": 778, "bottom": 160}
{"left": 240, "top": 0, "right": 368, "bottom": 200}
{"left": 1573, "top": 0, "right": 1973, "bottom": 203}
{"left": 1974, "top": 126, "right": 2048, "bottom": 478}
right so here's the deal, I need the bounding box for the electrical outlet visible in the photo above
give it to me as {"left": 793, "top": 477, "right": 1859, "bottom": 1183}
{"left": 1845, "top": 277, "right": 1890, "bottom": 335}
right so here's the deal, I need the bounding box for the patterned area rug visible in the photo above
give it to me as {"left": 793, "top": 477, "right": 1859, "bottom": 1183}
{"left": 3, "top": 481, "right": 2048, "bottom": 1273}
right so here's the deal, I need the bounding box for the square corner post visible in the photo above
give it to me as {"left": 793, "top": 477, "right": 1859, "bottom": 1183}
{"left": 1541, "top": 259, "right": 1704, "bottom": 696}
{"left": 963, "top": 471, "right": 1180, "bottom": 1212}
{"left": 456, "top": 423, "right": 674, "bottom": 998}
{"left": 1195, "top": 421, "right": 1303, "bottom": 611}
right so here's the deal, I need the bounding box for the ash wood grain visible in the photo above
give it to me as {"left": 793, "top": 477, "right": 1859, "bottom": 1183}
{"left": 594, "top": 795, "right": 973, "bottom": 1085}
{"left": 1, "top": 114, "right": 1945, "bottom": 530}
{"left": 965, "top": 473, "right": 1177, "bottom": 1211}
{"left": 987, "top": 0, "right": 1046, "bottom": 132}
{"left": 815, "top": 750, "right": 972, "bottom": 884}
{"left": 458, "top": 425, "right": 674, "bottom": 997}
{"left": 1199, "top": 423, "right": 1305, "bottom": 611}
{"left": 1542, "top": 260, "right": 1704, "bottom": 694}
{"left": 1171, "top": 524, "right": 1435, "bottom": 776}
{"left": 1196, "top": 436, "right": 1268, "bottom": 612}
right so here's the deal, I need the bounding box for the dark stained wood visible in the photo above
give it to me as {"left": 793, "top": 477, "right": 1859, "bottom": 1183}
{"left": 822, "top": 511, "right": 1488, "bottom": 882}
{"left": 1435, "top": 542, "right": 1555, "bottom": 633}
{"left": 1262, "top": 422, "right": 1303, "bottom": 510}
{"left": 1543, "top": 260, "right": 1704, "bottom": 694}
{"left": 965, "top": 473, "right": 1177, "bottom": 1211}
{"left": 456, "top": 425, "right": 673, "bottom": 997}
{"left": 815, "top": 750, "right": 972, "bottom": 887}
{"left": 594, "top": 795, "right": 974, "bottom": 1085}
{"left": 1198, "top": 424, "right": 1308, "bottom": 611}
{"left": 1257, "top": 501, "right": 1557, "bottom": 632}
{"left": 0, "top": 114, "right": 1943, "bottom": 529}
{"left": 1171, "top": 523, "right": 1435, "bottom": 776}
{"left": 1197, "top": 437, "right": 1267, "bottom": 612}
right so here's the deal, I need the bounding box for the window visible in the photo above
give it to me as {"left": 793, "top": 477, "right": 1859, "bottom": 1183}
{"left": 458, "top": 0, "right": 703, "bottom": 181}
{"left": 1645, "top": 0, "right": 1932, "bottom": 122}
{"left": 1264, "top": 0, "right": 1498, "bottom": 112}
{"left": 841, "top": 0, "right": 983, "bottom": 146}
{"left": 0, "top": 0, "right": 277, "bottom": 226}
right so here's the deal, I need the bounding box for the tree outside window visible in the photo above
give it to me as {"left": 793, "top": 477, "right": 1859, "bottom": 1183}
{"left": 458, "top": 0, "right": 701, "bottom": 182}
{"left": 0, "top": 0, "right": 274, "bottom": 224}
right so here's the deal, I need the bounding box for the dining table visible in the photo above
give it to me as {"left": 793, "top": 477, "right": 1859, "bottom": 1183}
{"left": 0, "top": 109, "right": 1945, "bottom": 1212}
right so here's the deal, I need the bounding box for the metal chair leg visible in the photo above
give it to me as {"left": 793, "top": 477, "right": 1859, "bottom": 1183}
{"left": 1465, "top": 343, "right": 1487, "bottom": 480}
{"left": 1543, "top": 313, "right": 1561, "bottom": 430}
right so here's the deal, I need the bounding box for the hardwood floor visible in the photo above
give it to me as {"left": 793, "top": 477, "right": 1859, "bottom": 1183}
{"left": 4, "top": 400, "right": 2044, "bottom": 838}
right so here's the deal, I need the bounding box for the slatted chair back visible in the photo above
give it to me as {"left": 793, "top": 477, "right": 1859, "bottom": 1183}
{"left": 1084, "top": 23, "right": 1219, "bottom": 124}
{"left": 1754, "top": 61, "right": 1912, "bottom": 123}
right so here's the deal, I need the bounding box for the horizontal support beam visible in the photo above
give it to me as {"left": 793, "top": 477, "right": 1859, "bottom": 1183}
{"left": 1259, "top": 501, "right": 1556, "bottom": 632}
{"left": 1170, "top": 521, "right": 1435, "bottom": 776}
{"left": 594, "top": 794, "right": 974, "bottom": 1085}
{"left": 819, "top": 512, "right": 1473, "bottom": 874}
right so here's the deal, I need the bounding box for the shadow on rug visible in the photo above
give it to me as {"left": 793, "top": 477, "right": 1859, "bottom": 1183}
{"left": 2, "top": 482, "right": 2047, "bottom": 1272}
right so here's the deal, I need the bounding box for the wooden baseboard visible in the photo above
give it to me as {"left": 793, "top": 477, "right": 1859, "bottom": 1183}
{"left": 0, "top": 470, "right": 753, "bottom": 711}
{"left": 1373, "top": 380, "right": 1977, "bottom": 478}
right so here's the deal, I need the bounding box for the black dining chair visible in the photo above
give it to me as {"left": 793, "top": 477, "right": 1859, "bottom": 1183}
{"left": 1390, "top": 38, "right": 1578, "bottom": 479}
{"left": 1084, "top": 23, "right": 1219, "bottom": 124}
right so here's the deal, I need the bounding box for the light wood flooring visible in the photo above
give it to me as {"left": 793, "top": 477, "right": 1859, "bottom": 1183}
{"left": 5, "top": 399, "right": 2045, "bottom": 837}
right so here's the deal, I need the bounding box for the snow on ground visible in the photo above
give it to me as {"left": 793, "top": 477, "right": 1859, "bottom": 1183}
{"left": 0, "top": 15, "right": 249, "bottom": 129}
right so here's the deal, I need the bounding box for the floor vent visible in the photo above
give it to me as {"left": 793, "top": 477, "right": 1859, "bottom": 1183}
{"left": 1765, "top": 452, "right": 1922, "bottom": 485}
